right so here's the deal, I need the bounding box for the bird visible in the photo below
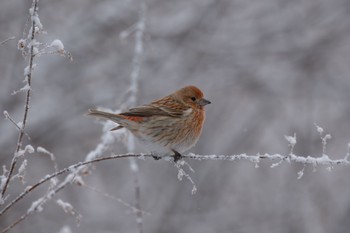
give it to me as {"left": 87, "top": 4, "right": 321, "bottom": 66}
{"left": 88, "top": 85, "right": 211, "bottom": 162}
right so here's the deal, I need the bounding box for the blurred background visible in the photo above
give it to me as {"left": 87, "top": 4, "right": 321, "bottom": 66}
{"left": 1, "top": 0, "right": 350, "bottom": 232}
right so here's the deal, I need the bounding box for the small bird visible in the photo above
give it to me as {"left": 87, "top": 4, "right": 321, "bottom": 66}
{"left": 88, "top": 85, "right": 211, "bottom": 161}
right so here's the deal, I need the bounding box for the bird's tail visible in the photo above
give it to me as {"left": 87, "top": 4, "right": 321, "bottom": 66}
{"left": 87, "top": 109, "right": 124, "bottom": 131}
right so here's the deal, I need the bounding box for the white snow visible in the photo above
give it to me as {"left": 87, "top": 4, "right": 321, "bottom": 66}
{"left": 18, "top": 159, "right": 28, "bottom": 176}
{"left": 32, "top": 15, "right": 43, "bottom": 30}
{"left": 284, "top": 134, "right": 296, "bottom": 147}
{"left": 57, "top": 199, "right": 73, "bottom": 213}
{"left": 297, "top": 168, "right": 304, "bottom": 179}
{"left": 11, "top": 83, "right": 30, "bottom": 95}
{"left": 37, "top": 146, "right": 55, "bottom": 161}
{"left": 27, "top": 198, "right": 44, "bottom": 213}
{"left": 15, "top": 145, "right": 35, "bottom": 157}
{"left": 3, "top": 110, "right": 9, "bottom": 119}
{"left": 50, "top": 39, "right": 64, "bottom": 52}
{"left": 315, "top": 124, "right": 324, "bottom": 134}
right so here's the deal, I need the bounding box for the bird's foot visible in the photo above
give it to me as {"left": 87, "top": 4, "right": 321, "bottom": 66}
{"left": 172, "top": 149, "right": 183, "bottom": 163}
{"left": 152, "top": 155, "right": 162, "bottom": 160}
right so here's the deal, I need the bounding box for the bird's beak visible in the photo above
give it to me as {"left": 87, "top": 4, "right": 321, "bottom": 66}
{"left": 198, "top": 98, "right": 211, "bottom": 106}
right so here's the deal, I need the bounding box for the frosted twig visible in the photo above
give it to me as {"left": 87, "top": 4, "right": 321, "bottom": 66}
{"left": 37, "top": 147, "right": 59, "bottom": 172}
{"left": 314, "top": 124, "right": 331, "bottom": 155}
{"left": 3, "top": 111, "right": 31, "bottom": 140}
{"left": 2, "top": 174, "right": 73, "bottom": 233}
{"left": 0, "top": 36, "right": 15, "bottom": 46}
{"left": 1, "top": 0, "right": 39, "bottom": 199}
{"left": 56, "top": 199, "right": 82, "bottom": 226}
{"left": 2, "top": 148, "right": 350, "bottom": 232}
{"left": 174, "top": 162, "right": 197, "bottom": 195}
{"left": 124, "top": 2, "right": 146, "bottom": 233}
{"left": 81, "top": 183, "right": 151, "bottom": 216}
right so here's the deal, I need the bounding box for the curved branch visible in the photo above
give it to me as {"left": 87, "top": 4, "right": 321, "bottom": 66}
{"left": 1, "top": 151, "right": 349, "bottom": 220}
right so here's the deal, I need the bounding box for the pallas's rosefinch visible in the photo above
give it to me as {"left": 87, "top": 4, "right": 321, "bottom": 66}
{"left": 88, "top": 85, "right": 211, "bottom": 161}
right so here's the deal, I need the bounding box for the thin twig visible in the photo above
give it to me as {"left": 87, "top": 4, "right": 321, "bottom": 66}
{"left": 3, "top": 111, "right": 31, "bottom": 140}
{"left": 126, "top": 1, "right": 146, "bottom": 233}
{"left": 81, "top": 183, "right": 151, "bottom": 216}
{"left": 1, "top": 0, "right": 38, "bottom": 199}
{"left": 0, "top": 36, "right": 15, "bottom": 46}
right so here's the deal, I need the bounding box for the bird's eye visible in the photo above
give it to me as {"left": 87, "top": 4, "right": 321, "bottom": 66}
{"left": 191, "top": 97, "right": 196, "bottom": 101}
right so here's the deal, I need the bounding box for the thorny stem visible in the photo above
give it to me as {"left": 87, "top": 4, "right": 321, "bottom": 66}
{"left": 1, "top": 0, "right": 38, "bottom": 199}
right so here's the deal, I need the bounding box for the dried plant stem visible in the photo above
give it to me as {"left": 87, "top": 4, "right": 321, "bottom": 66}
{"left": 1, "top": 0, "right": 38, "bottom": 199}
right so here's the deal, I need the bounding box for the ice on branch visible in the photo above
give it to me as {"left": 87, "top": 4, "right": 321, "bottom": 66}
{"left": 24, "top": 64, "right": 36, "bottom": 77}
{"left": 284, "top": 134, "right": 296, "bottom": 147}
{"left": 15, "top": 145, "right": 35, "bottom": 158}
{"left": 314, "top": 124, "right": 332, "bottom": 154}
{"left": 56, "top": 199, "right": 82, "bottom": 225}
{"left": 27, "top": 198, "right": 44, "bottom": 213}
{"left": 11, "top": 84, "right": 30, "bottom": 95}
{"left": 50, "top": 39, "right": 64, "bottom": 53}
{"left": 17, "top": 159, "right": 28, "bottom": 183}
{"left": 37, "top": 146, "right": 53, "bottom": 159}
{"left": 297, "top": 167, "right": 305, "bottom": 179}
{"left": 29, "top": 6, "right": 43, "bottom": 30}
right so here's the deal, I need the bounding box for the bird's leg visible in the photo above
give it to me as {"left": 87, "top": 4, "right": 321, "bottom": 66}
{"left": 172, "top": 149, "right": 183, "bottom": 163}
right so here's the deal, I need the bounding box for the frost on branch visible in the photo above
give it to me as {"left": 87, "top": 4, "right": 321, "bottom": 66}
{"left": 37, "top": 146, "right": 59, "bottom": 172}
{"left": 15, "top": 145, "right": 35, "bottom": 158}
{"left": 56, "top": 199, "right": 82, "bottom": 226}
{"left": 50, "top": 39, "right": 64, "bottom": 53}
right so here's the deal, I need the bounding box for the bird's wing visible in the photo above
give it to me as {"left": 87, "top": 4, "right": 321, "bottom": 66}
{"left": 120, "top": 104, "right": 185, "bottom": 118}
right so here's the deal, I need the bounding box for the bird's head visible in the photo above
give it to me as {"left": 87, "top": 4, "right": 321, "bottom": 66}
{"left": 174, "top": 85, "right": 211, "bottom": 110}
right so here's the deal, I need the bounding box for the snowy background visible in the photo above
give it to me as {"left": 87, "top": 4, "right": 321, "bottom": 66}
{"left": 1, "top": 0, "right": 350, "bottom": 232}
